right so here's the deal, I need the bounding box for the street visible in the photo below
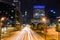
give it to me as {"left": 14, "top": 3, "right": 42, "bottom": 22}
{"left": 1, "top": 26, "right": 59, "bottom": 40}
{"left": 0, "top": 0, "right": 60, "bottom": 40}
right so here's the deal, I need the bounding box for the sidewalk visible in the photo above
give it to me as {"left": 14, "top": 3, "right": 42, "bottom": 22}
{"left": 1, "top": 31, "right": 20, "bottom": 40}
{"left": 46, "top": 27, "right": 58, "bottom": 40}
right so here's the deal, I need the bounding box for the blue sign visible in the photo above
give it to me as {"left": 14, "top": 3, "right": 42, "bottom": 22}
{"left": 33, "top": 5, "right": 45, "bottom": 9}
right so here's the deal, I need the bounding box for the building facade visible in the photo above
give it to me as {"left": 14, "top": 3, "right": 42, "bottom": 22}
{"left": 31, "top": 5, "right": 46, "bottom": 24}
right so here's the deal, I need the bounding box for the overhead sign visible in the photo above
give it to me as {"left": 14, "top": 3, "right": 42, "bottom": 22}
{"left": 33, "top": 5, "right": 45, "bottom": 9}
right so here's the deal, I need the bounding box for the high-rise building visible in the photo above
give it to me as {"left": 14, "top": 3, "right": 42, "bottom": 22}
{"left": 13, "top": 0, "right": 22, "bottom": 24}
{"left": 33, "top": 5, "right": 45, "bottom": 18}
{"left": 0, "top": 0, "right": 22, "bottom": 24}
{"left": 31, "top": 5, "right": 46, "bottom": 24}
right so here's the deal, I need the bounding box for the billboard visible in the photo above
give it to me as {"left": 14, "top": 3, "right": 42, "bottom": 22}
{"left": 33, "top": 5, "right": 45, "bottom": 9}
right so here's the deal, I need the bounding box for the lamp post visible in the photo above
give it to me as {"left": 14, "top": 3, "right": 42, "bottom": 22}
{"left": 41, "top": 17, "right": 47, "bottom": 40}
{"left": 0, "top": 17, "right": 5, "bottom": 38}
{"left": 41, "top": 17, "right": 47, "bottom": 24}
{"left": 58, "top": 19, "right": 60, "bottom": 22}
{"left": 1, "top": 17, "right": 5, "bottom": 21}
{"left": 1, "top": 17, "right": 7, "bottom": 34}
{"left": 0, "top": 17, "right": 6, "bottom": 28}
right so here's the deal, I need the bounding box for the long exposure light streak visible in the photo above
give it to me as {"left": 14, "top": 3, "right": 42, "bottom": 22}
{"left": 7, "top": 25, "right": 44, "bottom": 40}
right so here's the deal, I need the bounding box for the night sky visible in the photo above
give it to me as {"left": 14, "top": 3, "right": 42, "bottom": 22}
{"left": 0, "top": 0, "right": 60, "bottom": 19}
{"left": 20, "top": 0, "right": 60, "bottom": 16}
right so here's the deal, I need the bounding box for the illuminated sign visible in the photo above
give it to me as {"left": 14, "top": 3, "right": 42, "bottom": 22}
{"left": 33, "top": 5, "right": 45, "bottom": 9}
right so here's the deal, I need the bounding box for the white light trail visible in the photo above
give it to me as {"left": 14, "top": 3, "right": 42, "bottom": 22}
{"left": 8, "top": 25, "right": 44, "bottom": 40}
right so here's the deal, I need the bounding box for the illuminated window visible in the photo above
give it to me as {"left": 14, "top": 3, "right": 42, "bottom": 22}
{"left": 5, "top": 12, "right": 8, "bottom": 14}
{"left": 11, "top": 16, "right": 13, "bottom": 18}
{"left": 11, "top": 10, "right": 14, "bottom": 12}
{"left": 13, "top": 0, "right": 18, "bottom": 2}
{"left": 12, "top": 3, "right": 15, "bottom": 6}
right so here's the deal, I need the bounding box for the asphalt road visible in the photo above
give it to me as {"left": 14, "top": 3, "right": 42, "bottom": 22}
{"left": 1, "top": 27, "right": 60, "bottom": 40}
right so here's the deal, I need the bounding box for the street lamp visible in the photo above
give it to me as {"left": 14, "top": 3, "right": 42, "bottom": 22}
{"left": 1, "top": 17, "right": 5, "bottom": 21}
{"left": 41, "top": 17, "right": 47, "bottom": 23}
{"left": 58, "top": 19, "right": 60, "bottom": 22}
{"left": 0, "top": 17, "right": 6, "bottom": 27}
{"left": 41, "top": 17, "right": 47, "bottom": 40}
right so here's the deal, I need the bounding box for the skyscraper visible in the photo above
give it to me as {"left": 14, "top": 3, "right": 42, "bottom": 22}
{"left": 31, "top": 5, "right": 46, "bottom": 24}
{"left": 0, "top": 0, "right": 22, "bottom": 24}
